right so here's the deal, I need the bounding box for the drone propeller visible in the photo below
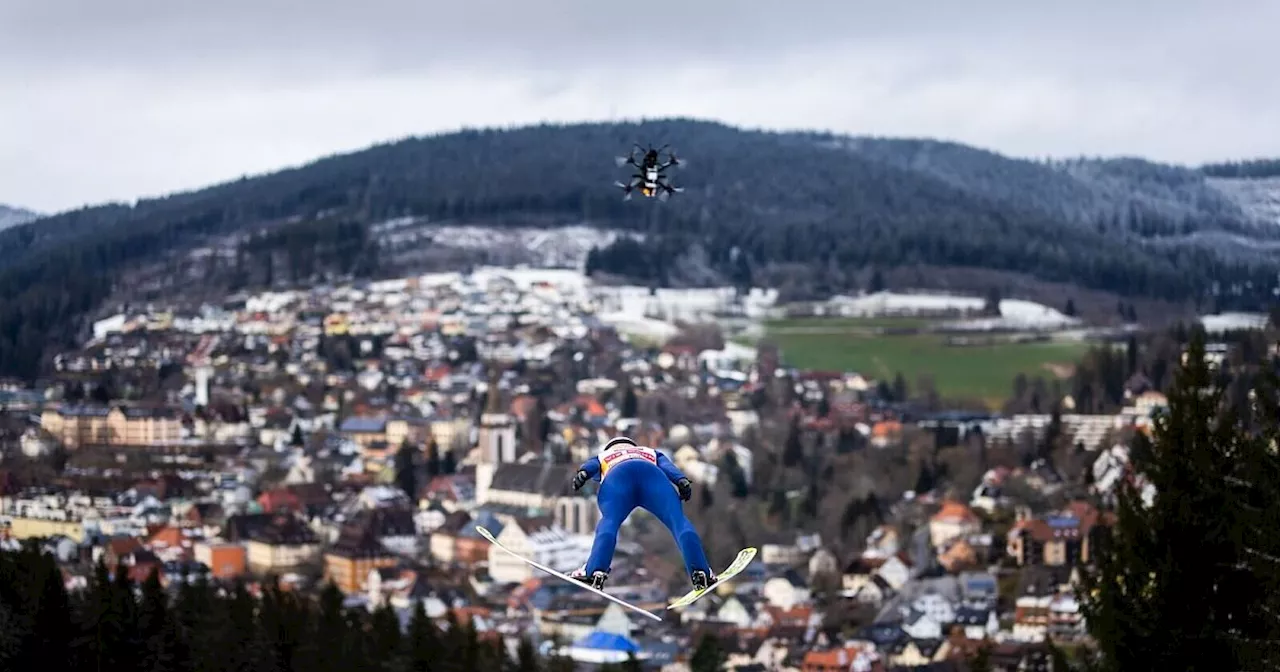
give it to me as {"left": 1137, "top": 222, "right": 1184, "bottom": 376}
{"left": 615, "top": 155, "right": 632, "bottom": 167}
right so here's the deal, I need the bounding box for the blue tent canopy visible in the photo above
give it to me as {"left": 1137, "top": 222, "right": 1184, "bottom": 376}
{"left": 573, "top": 631, "right": 638, "bottom": 653}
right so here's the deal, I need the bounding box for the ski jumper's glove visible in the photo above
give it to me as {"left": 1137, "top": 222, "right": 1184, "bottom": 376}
{"left": 572, "top": 470, "right": 589, "bottom": 491}
{"left": 675, "top": 477, "right": 693, "bottom": 501}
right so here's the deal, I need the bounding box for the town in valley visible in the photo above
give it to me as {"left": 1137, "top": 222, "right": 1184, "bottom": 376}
{"left": 4, "top": 261, "right": 1248, "bottom": 672}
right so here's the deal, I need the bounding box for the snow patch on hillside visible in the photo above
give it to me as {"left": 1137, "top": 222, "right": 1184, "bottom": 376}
{"left": 0, "top": 205, "right": 40, "bottom": 231}
{"left": 424, "top": 224, "right": 625, "bottom": 269}
{"left": 1208, "top": 177, "right": 1280, "bottom": 226}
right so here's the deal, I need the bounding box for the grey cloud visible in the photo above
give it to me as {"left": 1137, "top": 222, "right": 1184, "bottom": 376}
{"left": 4, "top": 1, "right": 1269, "bottom": 73}
{"left": 2, "top": 1, "right": 1278, "bottom": 211}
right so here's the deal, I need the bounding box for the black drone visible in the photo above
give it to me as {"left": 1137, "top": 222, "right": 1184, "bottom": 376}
{"left": 614, "top": 143, "right": 684, "bottom": 201}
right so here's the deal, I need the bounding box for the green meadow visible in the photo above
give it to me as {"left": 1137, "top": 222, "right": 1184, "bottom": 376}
{"left": 759, "top": 317, "right": 1089, "bottom": 406}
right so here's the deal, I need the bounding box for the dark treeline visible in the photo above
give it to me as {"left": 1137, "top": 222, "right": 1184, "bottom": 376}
{"left": 2, "top": 119, "right": 1278, "bottom": 380}
{"left": 1, "top": 550, "right": 731, "bottom": 672}
{"left": 1201, "top": 158, "right": 1280, "bottom": 179}
{"left": 1063, "top": 323, "right": 1276, "bottom": 415}
{"left": 231, "top": 217, "right": 381, "bottom": 289}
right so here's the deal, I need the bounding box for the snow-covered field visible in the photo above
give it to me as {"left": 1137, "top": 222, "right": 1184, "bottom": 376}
{"left": 824, "top": 291, "right": 1079, "bottom": 330}
{"left": 1200, "top": 312, "right": 1270, "bottom": 332}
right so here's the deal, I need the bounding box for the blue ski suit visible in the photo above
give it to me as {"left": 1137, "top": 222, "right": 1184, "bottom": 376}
{"left": 578, "top": 445, "right": 711, "bottom": 577}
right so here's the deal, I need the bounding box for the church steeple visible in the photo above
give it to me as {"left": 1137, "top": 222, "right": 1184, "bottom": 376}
{"left": 479, "top": 366, "right": 516, "bottom": 465}
{"left": 484, "top": 368, "right": 502, "bottom": 414}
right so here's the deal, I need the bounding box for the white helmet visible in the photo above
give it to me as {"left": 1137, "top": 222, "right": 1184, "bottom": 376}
{"left": 601, "top": 437, "right": 636, "bottom": 454}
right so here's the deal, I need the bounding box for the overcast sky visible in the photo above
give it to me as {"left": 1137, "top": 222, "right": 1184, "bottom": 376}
{"left": 2, "top": 1, "right": 1277, "bottom": 213}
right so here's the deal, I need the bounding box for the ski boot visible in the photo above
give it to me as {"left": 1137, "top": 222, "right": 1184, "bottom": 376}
{"left": 571, "top": 565, "right": 609, "bottom": 590}
{"left": 691, "top": 569, "right": 716, "bottom": 592}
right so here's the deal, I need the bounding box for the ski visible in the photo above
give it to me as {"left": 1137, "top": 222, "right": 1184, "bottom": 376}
{"left": 667, "top": 547, "right": 758, "bottom": 610}
{"left": 475, "top": 525, "right": 664, "bottom": 623}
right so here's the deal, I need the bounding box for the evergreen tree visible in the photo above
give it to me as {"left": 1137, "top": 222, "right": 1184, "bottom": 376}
{"left": 137, "top": 568, "right": 189, "bottom": 672}
{"left": 699, "top": 482, "right": 714, "bottom": 510}
{"left": 690, "top": 633, "right": 727, "bottom": 672}
{"left": 27, "top": 547, "right": 77, "bottom": 672}
{"left": 426, "top": 439, "right": 442, "bottom": 478}
{"left": 890, "top": 373, "right": 908, "bottom": 403}
{"left": 224, "top": 580, "right": 267, "bottom": 672}
{"left": 394, "top": 440, "right": 419, "bottom": 500}
{"left": 967, "top": 641, "right": 992, "bottom": 672}
{"left": 370, "top": 603, "right": 404, "bottom": 670}
{"left": 303, "top": 582, "right": 351, "bottom": 672}
{"left": 459, "top": 617, "right": 482, "bottom": 671}
{"left": 405, "top": 598, "right": 440, "bottom": 672}
{"left": 0, "top": 602, "right": 19, "bottom": 669}
{"left": 782, "top": 416, "right": 804, "bottom": 468}
{"left": 1079, "top": 330, "right": 1264, "bottom": 670}
{"left": 291, "top": 424, "right": 305, "bottom": 447}
{"left": 621, "top": 385, "right": 638, "bottom": 418}
{"left": 108, "top": 560, "right": 142, "bottom": 671}
{"left": 619, "top": 653, "right": 642, "bottom": 672}
{"left": 1228, "top": 367, "right": 1280, "bottom": 668}
{"left": 514, "top": 636, "right": 540, "bottom": 672}
{"left": 868, "top": 268, "right": 885, "bottom": 293}
{"left": 0, "top": 545, "right": 589, "bottom": 672}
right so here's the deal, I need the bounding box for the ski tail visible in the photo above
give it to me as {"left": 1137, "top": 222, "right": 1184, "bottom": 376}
{"left": 667, "top": 547, "right": 758, "bottom": 610}
{"left": 475, "top": 526, "right": 664, "bottom": 622}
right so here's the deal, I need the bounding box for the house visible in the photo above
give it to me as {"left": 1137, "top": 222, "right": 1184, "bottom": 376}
{"left": 428, "top": 510, "right": 480, "bottom": 564}
{"left": 710, "top": 595, "right": 757, "bottom": 629}
{"left": 414, "top": 500, "right": 449, "bottom": 534}
{"left": 762, "top": 569, "right": 811, "bottom": 609}
{"left": 800, "top": 643, "right": 882, "bottom": 672}
{"left": 901, "top": 607, "right": 945, "bottom": 640}
{"left": 937, "top": 537, "right": 981, "bottom": 573}
{"left": 538, "top": 601, "right": 635, "bottom": 643}
{"left": 808, "top": 548, "right": 839, "bottom": 577}
{"left": 929, "top": 500, "right": 980, "bottom": 548}
{"left": 488, "top": 517, "right": 588, "bottom": 584}
{"left": 339, "top": 416, "right": 420, "bottom": 464}
{"left": 39, "top": 404, "right": 183, "bottom": 448}
{"left": 988, "top": 641, "right": 1053, "bottom": 671}
{"left": 366, "top": 565, "right": 431, "bottom": 610}
{"left": 244, "top": 514, "right": 322, "bottom": 573}
{"left": 888, "top": 639, "right": 950, "bottom": 668}
{"left": 193, "top": 541, "right": 247, "bottom": 579}
{"left": 952, "top": 599, "right": 1000, "bottom": 640}
{"left": 324, "top": 524, "right": 399, "bottom": 593}
{"left": 1006, "top": 501, "right": 1109, "bottom": 567}
{"left": 863, "top": 525, "right": 901, "bottom": 558}
{"left": 843, "top": 552, "right": 912, "bottom": 600}
{"left": 345, "top": 506, "right": 419, "bottom": 556}
{"left": 1011, "top": 567, "right": 1075, "bottom": 643}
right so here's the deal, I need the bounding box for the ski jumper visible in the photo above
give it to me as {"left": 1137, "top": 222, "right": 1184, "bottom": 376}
{"left": 579, "top": 445, "right": 712, "bottom": 577}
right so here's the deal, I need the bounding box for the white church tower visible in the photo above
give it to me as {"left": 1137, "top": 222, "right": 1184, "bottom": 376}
{"left": 474, "top": 373, "right": 517, "bottom": 505}
{"left": 194, "top": 365, "right": 212, "bottom": 407}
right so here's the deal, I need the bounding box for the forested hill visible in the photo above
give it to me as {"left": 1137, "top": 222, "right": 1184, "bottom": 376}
{"left": 1, "top": 118, "right": 1279, "bottom": 379}
{"left": 1202, "top": 158, "right": 1280, "bottom": 179}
